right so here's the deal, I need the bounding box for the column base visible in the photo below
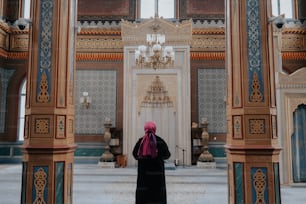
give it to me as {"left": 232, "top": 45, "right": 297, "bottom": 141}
{"left": 197, "top": 161, "right": 216, "bottom": 168}
{"left": 98, "top": 161, "right": 116, "bottom": 168}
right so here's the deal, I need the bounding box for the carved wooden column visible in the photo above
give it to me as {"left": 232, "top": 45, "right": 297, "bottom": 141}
{"left": 226, "top": 0, "right": 281, "bottom": 203}
{"left": 21, "top": 0, "right": 77, "bottom": 203}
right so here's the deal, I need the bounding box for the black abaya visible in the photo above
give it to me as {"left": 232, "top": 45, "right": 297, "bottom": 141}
{"left": 133, "top": 135, "right": 171, "bottom": 204}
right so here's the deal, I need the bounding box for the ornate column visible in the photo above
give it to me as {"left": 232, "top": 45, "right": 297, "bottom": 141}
{"left": 226, "top": 0, "right": 281, "bottom": 203}
{"left": 21, "top": 0, "right": 77, "bottom": 203}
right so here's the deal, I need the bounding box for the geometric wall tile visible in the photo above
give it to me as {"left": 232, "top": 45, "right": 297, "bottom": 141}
{"left": 198, "top": 68, "right": 226, "bottom": 133}
{"left": 75, "top": 70, "right": 117, "bottom": 134}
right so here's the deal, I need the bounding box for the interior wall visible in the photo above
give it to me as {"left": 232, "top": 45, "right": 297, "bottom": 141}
{"left": 123, "top": 46, "right": 191, "bottom": 166}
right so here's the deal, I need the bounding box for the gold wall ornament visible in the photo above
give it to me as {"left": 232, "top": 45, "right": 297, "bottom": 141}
{"left": 249, "top": 119, "right": 265, "bottom": 134}
{"left": 253, "top": 169, "right": 266, "bottom": 204}
{"left": 37, "top": 71, "right": 50, "bottom": 103}
{"left": 35, "top": 119, "right": 49, "bottom": 134}
{"left": 33, "top": 167, "right": 47, "bottom": 204}
{"left": 141, "top": 75, "right": 173, "bottom": 108}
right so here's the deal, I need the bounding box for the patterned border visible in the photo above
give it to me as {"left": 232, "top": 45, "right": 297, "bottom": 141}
{"left": 246, "top": 0, "right": 264, "bottom": 102}
{"left": 36, "top": 0, "right": 54, "bottom": 102}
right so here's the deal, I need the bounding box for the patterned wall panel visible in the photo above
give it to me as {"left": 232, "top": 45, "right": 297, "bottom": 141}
{"left": 198, "top": 68, "right": 226, "bottom": 133}
{"left": 246, "top": 0, "right": 264, "bottom": 102}
{"left": 36, "top": 0, "right": 54, "bottom": 103}
{"left": 75, "top": 70, "right": 117, "bottom": 134}
{"left": 0, "top": 68, "right": 15, "bottom": 133}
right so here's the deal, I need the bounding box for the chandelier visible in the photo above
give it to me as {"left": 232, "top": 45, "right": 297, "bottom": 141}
{"left": 135, "top": 34, "right": 175, "bottom": 69}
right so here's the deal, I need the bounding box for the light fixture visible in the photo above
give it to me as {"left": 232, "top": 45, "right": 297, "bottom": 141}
{"left": 79, "top": 92, "right": 91, "bottom": 109}
{"left": 135, "top": 34, "right": 175, "bottom": 69}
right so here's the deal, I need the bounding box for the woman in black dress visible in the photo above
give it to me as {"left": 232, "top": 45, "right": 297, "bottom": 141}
{"left": 133, "top": 121, "right": 171, "bottom": 204}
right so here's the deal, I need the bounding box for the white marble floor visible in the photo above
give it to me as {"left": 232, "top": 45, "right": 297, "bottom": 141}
{"left": 0, "top": 164, "right": 305, "bottom": 204}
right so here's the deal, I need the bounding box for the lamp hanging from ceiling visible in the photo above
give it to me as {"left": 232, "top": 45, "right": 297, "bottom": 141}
{"left": 135, "top": 34, "right": 175, "bottom": 69}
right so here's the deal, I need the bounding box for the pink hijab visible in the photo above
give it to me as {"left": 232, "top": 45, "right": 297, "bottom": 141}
{"left": 137, "top": 121, "right": 158, "bottom": 158}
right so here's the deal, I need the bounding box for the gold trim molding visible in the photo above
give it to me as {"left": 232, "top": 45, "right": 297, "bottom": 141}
{"left": 76, "top": 52, "right": 123, "bottom": 61}
{"left": 282, "top": 52, "right": 306, "bottom": 60}
{"left": 191, "top": 52, "right": 225, "bottom": 60}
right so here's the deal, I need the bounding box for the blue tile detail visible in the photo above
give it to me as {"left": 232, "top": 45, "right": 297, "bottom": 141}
{"left": 55, "top": 162, "right": 64, "bottom": 204}
{"left": 274, "top": 163, "right": 281, "bottom": 204}
{"left": 246, "top": 0, "right": 264, "bottom": 102}
{"left": 234, "top": 162, "right": 244, "bottom": 204}
{"left": 36, "top": 0, "right": 54, "bottom": 100}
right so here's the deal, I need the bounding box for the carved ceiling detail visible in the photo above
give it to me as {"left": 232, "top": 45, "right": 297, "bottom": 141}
{"left": 121, "top": 17, "right": 193, "bottom": 46}
{"left": 277, "top": 67, "right": 306, "bottom": 89}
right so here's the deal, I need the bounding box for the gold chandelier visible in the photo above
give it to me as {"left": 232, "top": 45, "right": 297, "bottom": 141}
{"left": 135, "top": 34, "right": 175, "bottom": 69}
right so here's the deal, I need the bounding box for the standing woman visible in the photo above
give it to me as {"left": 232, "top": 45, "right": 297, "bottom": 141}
{"left": 133, "top": 121, "right": 171, "bottom": 204}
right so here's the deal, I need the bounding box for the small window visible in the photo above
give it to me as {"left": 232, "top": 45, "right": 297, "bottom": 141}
{"left": 18, "top": 80, "right": 26, "bottom": 141}
{"left": 272, "top": 0, "right": 293, "bottom": 18}
{"left": 140, "top": 0, "right": 175, "bottom": 19}
{"left": 22, "top": 0, "right": 31, "bottom": 19}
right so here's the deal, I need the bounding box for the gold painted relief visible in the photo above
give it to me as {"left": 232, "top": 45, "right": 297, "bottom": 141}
{"left": 68, "top": 119, "right": 74, "bottom": 134}
{"left": 35, "top": 119, "right": 49, "bottom": 134}
{"left": 253, "top": 169, "right": 266, "bottom": 204}
{"left": 24, "top": 116, "right": 29, "bottom": 139}
{"left": 56, "top": 116, "right": 66, "bottom": 138}
{"left": 33, "top": 168, "right": 47, "bottom": 204}
{"left": 141, "top": 76, "right": 173, "bottom": 108}
{"left": 37, "top": 71, "right": 50, "bottom": 103}
{"left": 249, "top": 119, "right": 265, "bottom": 134}
{"left": 137, "top": 75, "right": 177, "bottom": 112}
{"left": 272, "top": 116, "right": 277, "bottom": 138}
{"left": 233, "top": 116, "right": 242, "bottom": 139}
{"left": 250, "top": 72, "right": 263, "bottom": 102}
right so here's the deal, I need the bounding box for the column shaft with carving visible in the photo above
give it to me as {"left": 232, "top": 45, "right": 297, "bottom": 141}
{"left": 226, "top": 0, "right": 281, "bottom": 203}
{"left": 21, "top": 0, "right": 77, "bottom": 203}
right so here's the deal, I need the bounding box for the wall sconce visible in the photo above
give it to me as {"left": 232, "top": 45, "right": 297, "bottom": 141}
{"left": 79, "top": 92, "right": 91, "bottom": 109}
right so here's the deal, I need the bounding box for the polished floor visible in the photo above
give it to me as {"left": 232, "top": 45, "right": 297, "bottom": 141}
{"left": 0, "top": 164, "right": 305, "bottom": 204}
